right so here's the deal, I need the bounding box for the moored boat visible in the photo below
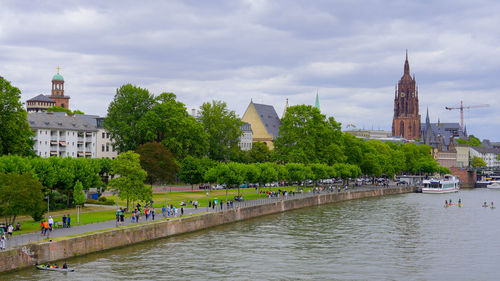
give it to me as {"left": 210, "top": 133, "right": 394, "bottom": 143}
{"left": 36, "top": 265, "right": 74, "bottom": 272}
{"left": 487, "top": 182, "right": 500, "bottom": 189}
{"left": 422, "top": 175, "right": 460, "bottom": 194}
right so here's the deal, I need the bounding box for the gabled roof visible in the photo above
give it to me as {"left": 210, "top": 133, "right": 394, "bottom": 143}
{"left": 241, "top": 122, "right": 252, "bottom": 133}
{"left": 27, "top": 94, "right": 56, "bottom": 103}
{"left": 28, "top": 112, "right": 97, "bottom": 132}
{"left": 252, "top": 102, "right": 281, "bottom": 138}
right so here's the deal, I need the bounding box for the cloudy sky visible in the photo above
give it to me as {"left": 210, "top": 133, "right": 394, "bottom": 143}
{"left": 1, "top": 0, "right": 499, "bottom": 140}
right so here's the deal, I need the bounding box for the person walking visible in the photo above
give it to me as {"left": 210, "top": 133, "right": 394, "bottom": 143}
{"left": 152, "top": 209, "right": 155, "bottom": 220}
{"left": 48, "top": 216, "right": 54, "bottom": 231}
{"left": 180, "top": 206, "right": 184, "bottom": 216}
{"left": 7, "top": 224, "right": 13, "bottom": 239}
{"left": 67, "top": 215, "right": 71, "bottom": 228}
{"left": 120, "top": 209, "right": 125, "bottom": 225}
{"left": 0, "top": 232, "right": 5, "bottom": 250}
{"left": 43, "top": 220, "right": 49, "bottom": 236}
{"left": 62, "top": 214, "right": 67, "bottom": 228}
{"left": 162, "top": 206, "right": 166, "bottom": 217}
{"left": 220, "top": 200, "right": 223, "bottom": 211}
{"left": 40, "top": 221, "right": 45, "bottom": 236}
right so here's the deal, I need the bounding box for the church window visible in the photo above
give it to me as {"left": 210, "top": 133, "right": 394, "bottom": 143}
{"left": 400, "top": 121, "right": 405, "bottom": 137}
{"left": 102, "top": 144, "right": 105, "bottom": 152}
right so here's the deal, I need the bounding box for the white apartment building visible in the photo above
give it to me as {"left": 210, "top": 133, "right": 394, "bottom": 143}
{"left": 28, "top": 112, "right": 97, "bottom": 158}
{"left": 470, "top": 146, "right": 500, "bottom": 167}
{"left": 239, "top": 122, "right": 253, "bottom": 151}
{"left": 76, "top": 115, "right": 118, "bottom": 159}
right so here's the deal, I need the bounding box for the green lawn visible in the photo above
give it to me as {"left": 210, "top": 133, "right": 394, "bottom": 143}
{"left": 106, "top": 186, "right": 314, "bottom": 209}
{"left": 12, "top": 209, "right": 125, "bottom": 236}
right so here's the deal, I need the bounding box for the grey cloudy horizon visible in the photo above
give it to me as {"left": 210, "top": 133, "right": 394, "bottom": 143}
{"left": 1, "top": 0, "right": 499, "bottom": 141}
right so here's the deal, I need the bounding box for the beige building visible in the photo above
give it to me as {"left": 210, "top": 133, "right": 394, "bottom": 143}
{"left": 455, "top": 144, "right": 470, "bottom": 168}
{"left": 241, "top": 101, "right": 281, "bottom": 149}
{"left": 345, "top": 129, "right": 392, "bottom": 139}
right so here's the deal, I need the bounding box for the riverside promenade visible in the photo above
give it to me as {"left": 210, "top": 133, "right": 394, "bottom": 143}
{"left": 0, "top": 184, "right": 415, "bottom": 273}
{"left": 5, "top": 185, "right": 399, "bottom": 249}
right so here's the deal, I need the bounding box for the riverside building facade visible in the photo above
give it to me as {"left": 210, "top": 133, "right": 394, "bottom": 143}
{"left": 28, "top": 112, "right": 97, "bottom": 158}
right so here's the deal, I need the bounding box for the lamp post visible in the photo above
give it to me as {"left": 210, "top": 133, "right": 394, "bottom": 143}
{"left": 45, "top": 193, "right": 50, "bottom": 239}
{"left": 163, "top": 186, "right": 167, "bottom": 207}
{"left": 206, "top": 191, "right": 209, "bottom": 212}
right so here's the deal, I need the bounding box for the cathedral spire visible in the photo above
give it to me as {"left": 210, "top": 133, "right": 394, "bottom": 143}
{"left": 425, "top": 107, "right": 430, "bottom": 124}
{"left": 404, "top": 50, "right": 410, "bottom": 75}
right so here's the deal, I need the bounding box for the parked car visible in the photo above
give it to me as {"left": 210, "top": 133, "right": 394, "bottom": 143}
{"left": 199, "top": 184, "right": 210, "bottom": 189}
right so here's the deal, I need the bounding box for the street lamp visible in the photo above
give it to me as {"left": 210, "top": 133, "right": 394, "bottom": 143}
{"left": 45, "top": 193, "right": 50, "bottom": 239}
{"left": 206, "top": 191, "right": 209, "bottom": 212}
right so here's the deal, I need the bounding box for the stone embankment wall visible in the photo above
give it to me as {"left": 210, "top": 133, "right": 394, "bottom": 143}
{"left": 0, "top": 186, "right": 415, "bottom": 273}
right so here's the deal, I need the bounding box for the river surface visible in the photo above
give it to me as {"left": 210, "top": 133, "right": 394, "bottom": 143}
{"left": 5, "top": 188, "right": 500, "bottom": 280}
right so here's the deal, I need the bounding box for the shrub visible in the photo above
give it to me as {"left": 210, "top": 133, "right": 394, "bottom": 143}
{"left": 98, "top": 196, "right": 107, "bottom": 202}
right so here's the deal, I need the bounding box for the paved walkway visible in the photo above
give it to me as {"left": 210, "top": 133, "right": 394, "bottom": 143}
{"left": 3, "top": 185, "right": 398, "bottom": 250}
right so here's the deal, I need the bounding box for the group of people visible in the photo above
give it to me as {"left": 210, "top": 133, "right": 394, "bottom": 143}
{"left": 40, "top": 215, "right": 71, "bottom": 236}
{"left": 482, "top": 201, "right": 495, "bottom": 208}
{"left": 160, "top": 204, "right": 183, "bottom": 217}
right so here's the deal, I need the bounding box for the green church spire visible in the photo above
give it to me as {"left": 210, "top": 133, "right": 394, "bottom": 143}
{"left": 315, "top": 90, "right": 320, "bottom": 111}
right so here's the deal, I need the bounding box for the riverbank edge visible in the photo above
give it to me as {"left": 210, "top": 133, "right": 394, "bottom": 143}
{"left": 0, "top": 186, "right": 415, "bottom": 273}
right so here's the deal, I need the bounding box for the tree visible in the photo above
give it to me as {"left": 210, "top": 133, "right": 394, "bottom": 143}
{"left": 73, "top": 180, "right": 86, "bottom": 206}
{"left": 137, "top": 142, "right": 179, "bottom": 186}
{"left": 105, "top": 84, "right": 156, "bottom": 153}
{"left": 274, "top": 105, "right": 345, "bottom": 165}
{"left": 139, "top": 93, "right": 209, "bottom": 159}
{"left": 0, "top": 173, "right": 45, "bottom": 225}
{"left": 248, "top": 142, "right": 271, "bottom": 163}
{"left": 108, "top": 151, "right": 151, "bottom": 209}
{"left": 0, "top": 77, "right": 34, "bottom": 156}
{"left": 285, "top": 163, "right": 306, "bottom": 185}
{"left": 309, "top": 163, "right": 329, "bottom": 186}
{"left": 46, "top": 106, "right": 84, "bottom": 115}
{"left": 471, "top": 156, "right": 487, "bottom": 168}
{"left": 256, "top": 162, "right": 278, "bottom": 190}
{"left": 199, "top": 100, "right": 243, "bottom": 161}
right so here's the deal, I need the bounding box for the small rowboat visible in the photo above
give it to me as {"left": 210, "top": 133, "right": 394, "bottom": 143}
{"left": 36, "top": 265, "right": 74, "bottom": 272}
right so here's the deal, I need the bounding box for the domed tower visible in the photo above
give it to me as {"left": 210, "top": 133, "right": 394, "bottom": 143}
{"left": 392, "top": 51, "right": 421, "bottom": 140}
{"left": 49, "top": 67, "right": 70, "bottom": 109}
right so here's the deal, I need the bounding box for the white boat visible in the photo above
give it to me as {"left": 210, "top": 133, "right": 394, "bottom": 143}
{"left": 487, "top": 182, "right": 500, "bottom": 189}
{"left": 422, "top": 175, "right": 460, "bottom": 194}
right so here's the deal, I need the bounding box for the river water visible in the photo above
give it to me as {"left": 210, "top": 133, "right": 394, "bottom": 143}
{"left": 5, "top": 188, "right": 500, "bottom": 280}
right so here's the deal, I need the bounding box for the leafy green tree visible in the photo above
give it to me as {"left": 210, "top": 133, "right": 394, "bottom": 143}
{"left": 105, "top": 84, "right": 156, "bottom": 153}
{"left": 139, "top": 93, "right": 209, "bottom": 158}
{"left": 248, "top": 142, "right": 271, "bottom": 163}
{"left": 137, "top": 142, "right": 179, "bottom": 186}
{"left": 471, "top": 156, "right": 487, "bottom": 168}
{"left": 285, "top": 163, "right": 306, "bottom": 185}
{"left": 256, "top": 162, "right": 278, "bottom": 190}
{"left": 0, "top": 173, "right": 45, "bottom": 224}
{"left": 199, "top": 100, "right": 243, "bottom": 161}
{"left": 46, "top": 106, "right": 84, "bottom": 115}
{"left": 73, "top": 180, "right": 86, "bottom": 206}
{"left": 245, "top": 163, "right": 261, "bottom": 186}
{"left": 274, "top": 105, "right": 345, "bottom": 165}
{"left": 0, "top": 77, "right": 34, "bottom": 156}
{"left": 178, "top": 157, "right": 215, "bottom": 190}
{"left": 109, "top": 151, "right": 151, "bottom": 209}
{"left": 309, "top": 163, "right": 329, "bottom": 186}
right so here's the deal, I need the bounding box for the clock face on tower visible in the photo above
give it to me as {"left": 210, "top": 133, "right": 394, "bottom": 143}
{"left": 401, "top": 92, "right": 405, "bottom": 97}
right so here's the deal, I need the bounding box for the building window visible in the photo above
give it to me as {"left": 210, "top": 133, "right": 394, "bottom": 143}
{"left": 102, "top": 132, "right": 105, "bottom": 138}
{"left": 102, "top": 144, "right": 105, "bottom": 152}
{"left": 106, "top": 144, "right": 109, "bottom": 152}
{"left": 106, "top": 133, "right": 109, "bottom": 139}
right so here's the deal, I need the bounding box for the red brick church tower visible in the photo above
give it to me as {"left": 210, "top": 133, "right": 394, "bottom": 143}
{"left": 392, "top": 51, "right": 421, "bottom": 140}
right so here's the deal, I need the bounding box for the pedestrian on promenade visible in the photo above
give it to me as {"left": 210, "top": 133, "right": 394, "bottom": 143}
{"left": 116, "top": 210, "right": 120, "bottom": 225}
{"left": 7, "top": 224, "right": 13, "bottom": 239}
{"left": 43, "top": 220, "right": 49, "bottom": 236}
{"left": 120, "top": 208, "right": 125, "bottom": 225}
{"left": 230, "top": 200, "right": 234, "bottom": 208}
{"left": 208, "top": 200, "right": 212, "bottom": 209}
{"left": 62, "top": 214, "right": 67, "bottom": 228}
{"left": 48, "top": 216, "right": 54, "bottom": 231}
{"left": 145, "top": 208, "right": 149, "bottom": 220}
{"left": 0, "top": 233, "right": 5, "bottom": 250}
{"left": 40, "top": 221, "right": 44, "bottom": 236}
{"left": 194, "top": 200, "right": 198, "bottom": 209}
{"left": 67, "top": 215, "right": 71, "bottom": 228}
{"left": 131, "top": 212, "right": 135, "bottom": 223}
{"left": 180, "top": 206, "right": 184, "bottom": 216}
{"left": 167, "top": 205, "right": 171, "bottom": 217}
{"left": 174, "top": 207, "right": 178, "bottom": 217}
{"left": 220, "top": 200, "right": 223, "bottom": 211}
{"left": 152, "top": 209, "right": 155, "bottom": 220}
{"left": 162, "top": 206, "right": 166, "bottom": 217}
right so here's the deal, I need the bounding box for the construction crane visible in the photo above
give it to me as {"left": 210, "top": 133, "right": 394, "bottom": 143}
{"left": 445, "top": 100, "right": 489, "bottom": 130}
